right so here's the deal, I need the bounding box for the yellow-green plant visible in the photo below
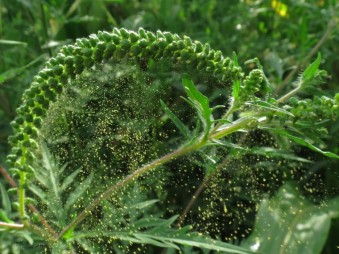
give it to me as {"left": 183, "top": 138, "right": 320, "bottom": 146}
{"left": 1, "top": 28, "right": 338, "bottom": 253}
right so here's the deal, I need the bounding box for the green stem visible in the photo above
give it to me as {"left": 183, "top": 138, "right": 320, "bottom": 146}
{"left": 57, "top": 116, "right": 252, "bottom": 240}
{"left": 211, "top": 99, "right": 239, "bottom": 133}
{"left": 210, "top": 117, "right": 253, "bottom": 140}
{"left": 18, "top": 171, "right": 27, "bottom": 220}
{"left": 277, "top": 83, "right": 302, "bottom": 104}
{"left": 0, "top": 221, "right": 24, "bottom": 229}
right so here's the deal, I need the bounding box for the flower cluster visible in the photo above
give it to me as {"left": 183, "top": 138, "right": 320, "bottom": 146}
{"left": 288, "top": 94, "right": 339, "bottom": 122}
{"left": 239, "top": 69, "right": 268, "bottom": 102}
{"left": 6, "top": 28, "right": 243, "bottom": 175}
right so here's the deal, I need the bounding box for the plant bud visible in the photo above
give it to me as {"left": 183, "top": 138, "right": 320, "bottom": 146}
{"left": 33, "top": 117, "right": 42, "bottom": 128}
{"left": 103, "top": 44, "right": 116, "bottom": 60}
{"left": 130, "top": 45, "right": 142, "bottom": 56}
{"left": 138, "top": 39, "right": 148, "bottom": 48}
{"left": 119, "top": 28, "right": 130, "bottom": 39}
{"left": 138, "top": 28, "right": 147, "bottom": 38}
{"left": 84, "top": 58, "right": 94, "bottom": 68}
{"left": 147, "top": 31, "right": 156, "bottom": 42}
{"left": 93, "top": 49, "right": 103, "bottom": 62}
{"left": 89, "top": 34, "right": 99, "bottom": 47}
{"left": 163, "top": 32, "right": 174, "bottom": 43}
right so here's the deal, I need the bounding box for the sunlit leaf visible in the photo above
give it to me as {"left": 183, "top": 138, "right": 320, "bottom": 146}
{"left": 232, "top": 80, "right": 241, "bottom": 99}
{"left": 302, "top": 53, "right": 321, "bottom": 81}
{"left": 242, "top": 182, "right": 339, "bottom": 253}
{"left": 182, "top": 75, "right": 212, "bottom": 135}
{"left": 265, "top": 128, "right": 339, "bottom": 159}
{"left": 250, "top": 147, "right": 313, "bottom": 163}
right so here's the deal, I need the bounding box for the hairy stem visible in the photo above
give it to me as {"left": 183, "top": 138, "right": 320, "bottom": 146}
{"left": 210, "top": 117, "right": 253, "bottom": 140}
{"left": 211, "top": 100, "right": 238, "bottom": 133}
{"left": 277, "top": 83, "right": 302, "bottom": 104}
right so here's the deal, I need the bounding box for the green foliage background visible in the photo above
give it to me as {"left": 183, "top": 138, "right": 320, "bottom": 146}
{"left": 0, "top": 0, "right": 338, "bottom": 253}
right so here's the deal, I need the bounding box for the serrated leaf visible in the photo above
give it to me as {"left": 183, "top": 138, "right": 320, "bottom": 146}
{"left": 64, "top": 172, "right": 94, "bottom": 212}
{"left": 61, "top": 167, "right": 82, "bottom": 191}
{"left": 28, "top": 184, "right": 47, "bottom": 203}
{"left": 247, "top": 100, "right": 294, "bottom": 117}
{"left": 302, "top": 53, "right": 321, "bottom": 81}
{"left": 162, "top": 235, "right": 253, "bottom": 254}
{"left": 147, "top": 215, "right": 179, "bottom": 234}
{"left": 131, "top": 199, "right": 158, "bottom": 210}
{"left": 131, "top": 217, "right": 166, "bottom": 229}
{"left": 49, "top": 166, "right": 59, "bottom": 198}
{"left": 232, "top": 80, "right": 241, "bottom": 99}
{"left": 249, "top": 147, "right": 313, "bottom": 163}
{"left": 134, "top": 234, "right": 177, "bottom": 249}
{"left": 266, "top": 128, "right": 339, "bottom": 159}
{"left": 182, "top": 75, "right": 212, "bottom": 135}
{"left": 182, "top": 75, "right": 209, "bottom": 108}
{"left": 70, "top": 220, "right": 255, "bottom": 254}
{"left": 160, "top": 100, "right": 191, "bottom": 138}
{"left": 210, "top": 139, "right": 247, "bottom": 151}
{"left": 33, "top": 170, "right": 48, "bottom": 187}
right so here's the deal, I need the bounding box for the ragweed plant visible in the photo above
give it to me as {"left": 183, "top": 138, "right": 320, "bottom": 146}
{"left": 0, "top": 28, "right": 338, "bottom": 253}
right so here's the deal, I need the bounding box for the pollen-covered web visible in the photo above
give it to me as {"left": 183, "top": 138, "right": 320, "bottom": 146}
{"left": 31, "top": 57, "right": 333, "bottom": 253}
